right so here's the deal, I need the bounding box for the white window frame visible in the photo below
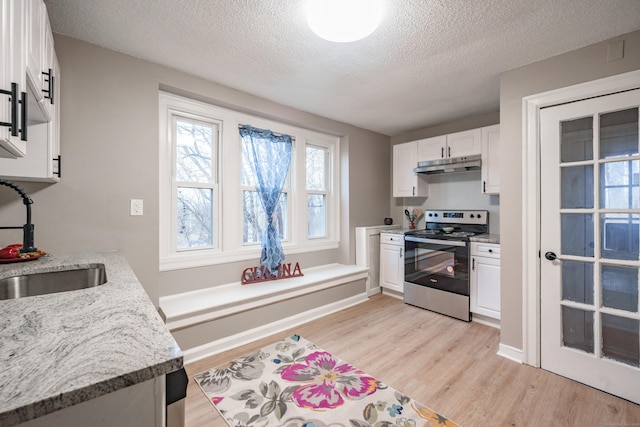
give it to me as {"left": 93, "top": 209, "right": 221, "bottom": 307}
{"left": 306, "top": 142, "right": 331, "bottom": 240}
{"left": 159, "top": 92, "right": 340, "bottom": 271}
{"left": 173, "top": 113, "right": 220, "bottom": 252}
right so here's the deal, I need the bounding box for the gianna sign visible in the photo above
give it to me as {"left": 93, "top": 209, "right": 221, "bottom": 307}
{"left": 241, "top": 262, "right": 304, "bottom": 285}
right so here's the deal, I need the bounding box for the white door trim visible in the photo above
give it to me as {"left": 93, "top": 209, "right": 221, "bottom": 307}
{"left": 521, "top": 69, "right": 640, "bottom": 367}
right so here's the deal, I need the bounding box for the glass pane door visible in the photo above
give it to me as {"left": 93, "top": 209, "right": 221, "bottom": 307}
{"left": 540, "top": 88, "right": 640, "bottom": 404}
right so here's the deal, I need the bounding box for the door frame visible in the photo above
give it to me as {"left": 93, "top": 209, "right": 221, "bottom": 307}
{"left": 521, "top": 69, "right": 640, "bottom": 367}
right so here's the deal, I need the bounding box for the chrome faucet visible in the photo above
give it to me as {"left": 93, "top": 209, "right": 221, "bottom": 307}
{"left": 0, "top": 179, "right": 37, "bottom": 253}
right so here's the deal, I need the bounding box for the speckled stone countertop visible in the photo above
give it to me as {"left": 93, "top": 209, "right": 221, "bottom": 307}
{"left": 0, "top": 251, "right": 183, "bottom": 426}
{"left": 379, "top": 228, "right": 412, "bottom": 235}
{"left": 469, "top": 234, "right": 501, "bottom": 244}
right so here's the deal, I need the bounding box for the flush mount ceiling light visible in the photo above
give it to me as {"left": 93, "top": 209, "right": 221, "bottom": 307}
{"left": 306, "top": 0, "right": 383, "bottom": 43}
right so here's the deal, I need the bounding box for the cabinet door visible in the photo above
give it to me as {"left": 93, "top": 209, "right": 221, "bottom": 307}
{"left": 25, "top": 0, "right": 44, "bottom": 100}
{"left": 417, "top": 135, "right": 446, "bottom": 162}
{"left": 0, "top": 0, "right": 27, "bottom": 158}
{"left": 393, "top": 141, "right": 428, "bottom": 197}
{"left": 38, "top": 8, "right": 54, "bottom": 118}
{"left": 447, "top": 128, "right": 481, "bottom": 158}
{"left": 0, "top": 0, "right": 10, "bottom": 146}
{"left": 481, "top": 125, "right": 500, "bottom": 194}
{"left": 380, "top": 244, "right": 403, "bottom": 292}
{"left": 471, "top": 256, "right": 501, "bottom": 319}
{"left": 393, "top": 141, "right": 416, "bottom": 197}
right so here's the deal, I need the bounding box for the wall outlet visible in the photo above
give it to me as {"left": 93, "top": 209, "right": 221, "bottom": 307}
{"left": 130, "top": 199, "right": 143, "bottom": 216}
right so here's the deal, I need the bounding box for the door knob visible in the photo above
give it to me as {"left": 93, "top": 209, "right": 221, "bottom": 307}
{"left": 544, "top": 251, "right": 557, "bottom": 261}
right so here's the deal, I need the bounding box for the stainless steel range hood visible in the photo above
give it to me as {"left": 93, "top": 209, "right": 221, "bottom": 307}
{"left": 413, "top": 154, "right": 481, "bottom": 174}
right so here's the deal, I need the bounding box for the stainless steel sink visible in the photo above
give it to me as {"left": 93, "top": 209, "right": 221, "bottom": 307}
{"left": 0, "top": 264, "right": 107, "bottom": 300}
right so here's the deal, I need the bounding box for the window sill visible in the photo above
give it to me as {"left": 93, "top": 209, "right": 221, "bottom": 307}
{"left": 160, "top": 240, "right": 339, "bottom": 271}
{"left": 159, "top": 263, "right": 368, "bottom": 331}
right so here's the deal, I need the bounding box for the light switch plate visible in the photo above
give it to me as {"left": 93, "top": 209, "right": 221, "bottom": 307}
{"left": 130, "top": 199, "right": 143, "bottom": 216}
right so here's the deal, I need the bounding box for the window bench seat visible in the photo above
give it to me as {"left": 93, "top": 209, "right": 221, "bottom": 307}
{"left": 159, "top": 263, "right": 369, "bottom": 332}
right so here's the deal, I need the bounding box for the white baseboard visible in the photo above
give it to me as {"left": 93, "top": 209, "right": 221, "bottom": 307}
{"left": 497, "top": 343, "right": 524, "bottom": 364}
{"left": 381, "top": 288, "right": 404, "bottom": 300}
{"left": 183, "top": 293, "right": 369, "bottom": 365}
{"left": 471, "top": 313, "right": 501, "bottom": 329}
{"left": 367, "top": 286, "right": 381, "bottom": 296}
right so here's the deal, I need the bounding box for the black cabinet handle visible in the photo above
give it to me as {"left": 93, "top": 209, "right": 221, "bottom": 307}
{"left": 53, "top": 155, "right": 61, "bottom": 178}
{"left": 10, "top": 83, "right": 19, "bottom": 137}
{"left": 544, "top": 251, "right": 557, "bottom": 261}
{"left": 472, "top": 258, "right": 475, "bottom": 271}
{"left": 20, "top": 90, "right": 27, "bottom": 141}
{"left": 0, "top": 83, "right": 19, "bottom": 137}
{"left": 0, "top": 83, "right": 27, "bottom": 141}
{"left": 441, "top": 147, "right": 444, "bottom": 158}
{"left": 483, "top": 181, "right": 486, "bottom": 193}
{"left": 448, "top": 146, "right": 451, "bottom": 157}
{"left": 42, "top": 69, "right": 54, "bottom": 104}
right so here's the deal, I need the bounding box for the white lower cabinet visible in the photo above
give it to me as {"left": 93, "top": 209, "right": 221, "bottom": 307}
{"left": 379, "top": 233, "right": 404, "bottom": 293}
{"left": 470, "top": 242, "right": 500, "bottom": 320}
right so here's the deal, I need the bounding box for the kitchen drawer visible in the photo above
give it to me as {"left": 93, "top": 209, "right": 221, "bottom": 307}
{"left": 380, "top": 233, "right": 404, "bottom": 246}
{"left": 471, "top": 242, "right": 500, "bottom": 258}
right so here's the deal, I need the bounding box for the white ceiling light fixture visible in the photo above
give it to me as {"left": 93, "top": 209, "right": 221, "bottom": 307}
{"left": 306, "top": 0, "right": 383, "bottom": 43}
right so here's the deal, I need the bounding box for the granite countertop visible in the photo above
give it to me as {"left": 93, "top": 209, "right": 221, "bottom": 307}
{"left": 0, "top": 251, "right": 183, "bottom": 426}
{"left": 379, "top": 228, "right": 412, "bottom": 235}
{"left": 469, "top": 234, "right": 500, "bottom": 244}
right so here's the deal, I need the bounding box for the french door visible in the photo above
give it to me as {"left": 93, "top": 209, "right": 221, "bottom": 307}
{"left": 540, "top": 88, "right": 640, "bottom": 404}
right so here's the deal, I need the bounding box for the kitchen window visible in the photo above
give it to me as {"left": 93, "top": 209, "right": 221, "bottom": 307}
{"left": 175, "top": 116, "right": 219, "bottom": 250}
{"left": 241, "top": 134, "right": 290, "bottom": 245}
{"left": 159, "top": 92, "right": 340, "bottom": 271}
{"left": 306, "top": 144, "right": 329, "bottom": 238}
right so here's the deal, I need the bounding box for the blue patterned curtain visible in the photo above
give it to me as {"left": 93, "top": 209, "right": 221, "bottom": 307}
{"left": 239, "top": 125, "right": 292, "bottom": 277}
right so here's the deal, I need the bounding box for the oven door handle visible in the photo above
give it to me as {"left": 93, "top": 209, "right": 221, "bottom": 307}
{"left": 404, "top": 236, "right": 467, "bottom": 247}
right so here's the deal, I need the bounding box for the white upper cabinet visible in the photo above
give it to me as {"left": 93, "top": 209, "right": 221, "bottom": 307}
{"left": 416, "top": 135, "right": 446, "bottom": 161}
{"left": 481, "top": 124, "right": 500, "bottom": 195}
{"left": 0, "top": 0, "right": 60, "bottom": 179}
{"left": 0, "top": 0, "right": 27, "bottom": 158}
{"left": 25, "top": 0, "right": 53, "bottom": 122}
{"left": 0, "top": 53, "right": 60, "bottom": 182}
{"left": 448, "top": 128, "right": 482, "bottom": 158}
{"left": 417, "top": 129, "right": 481, "bottom": 162}
{"left": 393, "top": 140, "right": 428, "bottom": 198}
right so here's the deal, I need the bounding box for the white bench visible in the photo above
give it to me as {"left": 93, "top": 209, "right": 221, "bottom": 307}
{"left": 159, "top": 263, "right": 369, "bottom": 332}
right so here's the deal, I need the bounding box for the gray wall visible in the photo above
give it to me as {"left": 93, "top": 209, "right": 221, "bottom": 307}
{"left": 499, "top": 30, "right": 640, "bottom": 350}
{"left": 0, "top": 35, "right": 391, "bottom": 308}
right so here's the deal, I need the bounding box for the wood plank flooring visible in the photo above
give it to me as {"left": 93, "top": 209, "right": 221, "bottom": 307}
{"left": 184, "top": 294, "right": 640, "bottom": 426}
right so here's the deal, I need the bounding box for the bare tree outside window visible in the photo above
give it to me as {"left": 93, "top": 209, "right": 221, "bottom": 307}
{"left": 306, "top": 144, "right": 328, "bottom": 238}
{"left": 175, "top": 118, "right": 217, "bottom": 249}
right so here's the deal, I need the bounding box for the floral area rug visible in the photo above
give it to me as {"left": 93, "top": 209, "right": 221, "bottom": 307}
{"left": 194, "top": 334, "right": 459, "bottom": 427}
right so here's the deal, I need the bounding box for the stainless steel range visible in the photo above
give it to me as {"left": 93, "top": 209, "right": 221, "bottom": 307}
{"left": 404, "top": 210, "right": 489, "bottom": 321}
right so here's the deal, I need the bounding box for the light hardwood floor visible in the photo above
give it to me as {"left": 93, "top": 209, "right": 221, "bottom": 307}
{"left": 184, "top": 294, "right": 640, "bottom": 426}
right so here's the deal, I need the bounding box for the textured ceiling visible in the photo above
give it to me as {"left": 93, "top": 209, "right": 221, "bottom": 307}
{"left": 44, "top": 0, "right": 640, "bottom": 136}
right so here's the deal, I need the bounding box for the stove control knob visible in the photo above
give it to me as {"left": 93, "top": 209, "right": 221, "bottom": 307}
{"left": 428, "top": 213, "right": 433, "bottom": 217}
{"left": 434, "top": 213, "right": 438, "bottom": 217}
{"left": 470, "top": 214, "right": 475, "bottom": 218}
{"left": 477, "top": 214, "right": 481, "bottom": 218}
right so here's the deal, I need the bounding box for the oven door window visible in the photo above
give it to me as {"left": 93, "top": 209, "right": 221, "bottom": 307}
{"left": 416, "top": 247, "right": 455, "bottom": 277}
{"left": 405, "top": 239, "right": 469, "bottom": 295}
